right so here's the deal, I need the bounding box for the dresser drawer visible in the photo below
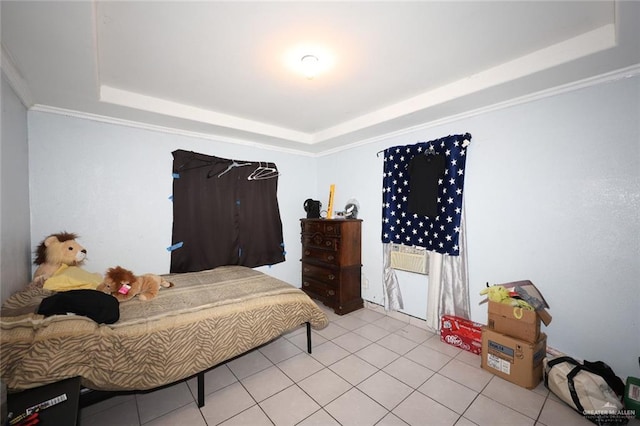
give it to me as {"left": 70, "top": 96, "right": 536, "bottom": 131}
{"left": 302, "top": 247, "right": 339, "bottom": 265}
{"left": 302, "top": 262, "right": 339, "bottom": 284}
{"left": 301, "top": 220, "right": 341, "bottom": 236}
{"left": 302, "top": 234, "right": 339, "bottom": 251}
{"left": 301, "top": 277, "right": 337, "bottom": 301}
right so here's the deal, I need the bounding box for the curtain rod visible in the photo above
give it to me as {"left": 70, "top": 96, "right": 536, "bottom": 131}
{"left": 376, "top": 133, "right": 472, "bottom": 157}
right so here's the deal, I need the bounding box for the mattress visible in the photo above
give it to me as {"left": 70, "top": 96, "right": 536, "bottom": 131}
{"left": 1, "top": 266, "right": 328, "bottom": 391}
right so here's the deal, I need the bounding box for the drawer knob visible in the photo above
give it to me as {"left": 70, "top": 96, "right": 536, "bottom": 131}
{"left": 328, "top": 290, "right": 335, "bottom": 296}
{"left": 328, "top": 274, "right": 335, "bottom": 280}
{"left": 304, "top": 267, "right": 310, "bottom": 273}
{"left": 325, "top": 241, "right": 331, "bottom": 247}
{"left": 304, "top": 250, "right": 310, "bottom": 256}
{"left": 303, "top": 282, "right": 309, "bottom": 287}
{"left": 327, "top": 226, "right": 334, "bottom": 232}
{"left": 327, "top": 255, "right": 334, "bottom": 261}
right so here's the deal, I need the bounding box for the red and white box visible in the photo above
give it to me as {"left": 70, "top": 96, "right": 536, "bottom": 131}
{"left": 440, "top": 315, "right": 483, "bottom": 355}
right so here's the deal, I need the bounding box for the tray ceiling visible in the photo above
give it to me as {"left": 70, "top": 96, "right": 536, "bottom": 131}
{"left": 2, "top": 1, "right": 638, "bottom": 153}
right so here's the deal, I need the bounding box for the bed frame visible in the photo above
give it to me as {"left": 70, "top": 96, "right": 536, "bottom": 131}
{"left": 78, "top": 322, "right": 314, "bottom": 408}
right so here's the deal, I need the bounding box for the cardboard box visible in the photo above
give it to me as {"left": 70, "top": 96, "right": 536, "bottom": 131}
{"left": 440, "top": 315, "right": 483, "bottom": 355}
{"left": 481, "top": 327, "right": 547, "bottom": 389}
{"left": 487, "top": 301, "right": 540, "bottom": 343}
{"left": 480, "top": 280, "right": 553, "bottom": 327}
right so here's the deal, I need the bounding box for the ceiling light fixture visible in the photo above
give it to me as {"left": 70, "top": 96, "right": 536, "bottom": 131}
{"left": 301, "top": 55, "right": 319, "bottom": 79}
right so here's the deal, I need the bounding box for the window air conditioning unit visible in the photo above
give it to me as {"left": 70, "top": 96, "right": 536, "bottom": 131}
{"left": 390, "top": 244, "right": 429, "bottom": 275}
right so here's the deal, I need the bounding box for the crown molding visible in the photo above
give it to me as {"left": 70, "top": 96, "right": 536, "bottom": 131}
{"left": 1, "top": 43, "right": 34, "bottom": 108}
{"left": 313, "top": 23, "right": 616, "bottom": 145}
{"left": 99, "top": 85, "right": 313, "bottom": 145}
{"left": 31, "top": 64, "right": 639, "bottom": 158}
{"left": 29, "top": 104, "right": 316, "bottom": 157}
{"left": 94, "top": 23, "right": 616, "bottom": 149}
{"left": 317, "top": 63, "right": 640, "bottom": 157}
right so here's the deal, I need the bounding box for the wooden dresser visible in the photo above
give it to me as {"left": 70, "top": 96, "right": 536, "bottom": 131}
{"left": 300, "top": 218, "right": 363, "bottom": 315}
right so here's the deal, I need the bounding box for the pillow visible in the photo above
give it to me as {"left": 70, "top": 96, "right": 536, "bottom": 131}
{"left": 43, "top": 264, "right": 102, "bottom": 291}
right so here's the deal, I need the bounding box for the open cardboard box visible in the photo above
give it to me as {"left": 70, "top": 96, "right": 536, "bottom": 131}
{"left": 488, "top": 301, "right": 540, "bottom": 343}
{"left": 480, "top": 280, "right": 552, "bottom": 326}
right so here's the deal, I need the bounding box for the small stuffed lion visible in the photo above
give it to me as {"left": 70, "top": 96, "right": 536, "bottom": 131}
{"left": 33, "top": 232, "right": 87, "bottom": 285}
{"left": 97, "top": 266, "right": 173, "bottom": 302}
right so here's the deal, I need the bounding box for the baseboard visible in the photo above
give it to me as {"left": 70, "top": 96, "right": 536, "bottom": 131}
{"left": 363, "top": 301, "right": 437, "bottom": 333}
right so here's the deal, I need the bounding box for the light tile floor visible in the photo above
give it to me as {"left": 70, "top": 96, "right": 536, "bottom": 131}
{"left": 80, "top": 304, "right": 640, "bottom": 426}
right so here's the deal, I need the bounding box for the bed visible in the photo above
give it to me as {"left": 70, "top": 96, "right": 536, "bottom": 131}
{"left": 1, "top": 265, "right": 329, "bottom": 406}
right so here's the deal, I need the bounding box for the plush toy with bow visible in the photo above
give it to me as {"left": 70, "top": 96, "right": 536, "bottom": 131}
{"left": 97, "top": 266, "right": 173, "bottom": 302}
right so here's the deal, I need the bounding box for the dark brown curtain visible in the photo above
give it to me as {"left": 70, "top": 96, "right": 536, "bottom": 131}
{"left": 170, "top": 150, "right": 285, "bottom": 273}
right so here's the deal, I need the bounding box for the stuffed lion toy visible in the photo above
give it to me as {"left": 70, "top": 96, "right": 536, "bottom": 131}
{"left": 33, "top": 232, "right": 88, "bottom": 285}
{"left": 97, "top": 266, "right": 173, "bottom": 302}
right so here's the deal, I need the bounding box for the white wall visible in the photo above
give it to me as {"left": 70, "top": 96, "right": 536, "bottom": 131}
{"left": 27, "top": 113, "right": 317, "bottom": 286}
{"left": 1, "top": 71, "right": 31, "bottom": 303}
{"left": 317, "top": 75, "right": 640, "bottom": 380}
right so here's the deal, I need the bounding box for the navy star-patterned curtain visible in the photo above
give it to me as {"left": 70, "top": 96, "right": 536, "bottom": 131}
{"left": 381, "top": 133, "right": 471, "bottom": 255}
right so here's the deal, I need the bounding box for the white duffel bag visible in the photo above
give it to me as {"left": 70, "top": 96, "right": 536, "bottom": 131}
{"left": 544, "top": 356, "right": 630, "bottom": 425}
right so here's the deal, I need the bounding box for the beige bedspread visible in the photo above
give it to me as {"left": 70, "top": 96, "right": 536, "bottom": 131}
{"left": 1, "top": 266, "right": 328, "bottom": 391}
